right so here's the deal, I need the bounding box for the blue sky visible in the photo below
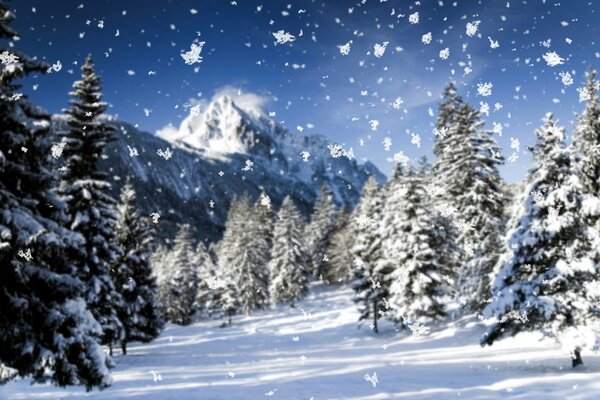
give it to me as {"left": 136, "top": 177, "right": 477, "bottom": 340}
{"left": 11, "top": 0, "right": 600, "bottom": 181}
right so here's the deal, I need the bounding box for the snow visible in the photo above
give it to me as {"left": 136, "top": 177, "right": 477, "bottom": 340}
{"left": 5, "top": 284, "right": 600, "bottom": 399}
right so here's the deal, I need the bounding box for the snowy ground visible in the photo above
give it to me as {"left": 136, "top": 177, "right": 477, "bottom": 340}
{"left": 3, "top": 284, "right": 600, "bottom": 400}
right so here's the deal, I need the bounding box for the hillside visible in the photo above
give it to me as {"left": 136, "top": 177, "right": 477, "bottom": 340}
{"left": 4, "top": 284, "right": 600, "bottom": 400}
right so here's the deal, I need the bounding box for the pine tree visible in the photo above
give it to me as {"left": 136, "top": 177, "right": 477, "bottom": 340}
{"left": 385, "top": 171, "right": 460, "bottom": 324}
{"left": 160, "top": 224, "right": 198, "bottom": 325}
{"left": 192, "top": 241, "right": 214, "bottom": 318}
{"left": 269, "top": 196, "right": 310, "bottom": 307}
{"left": 350, "top": 176, "right": 385, "bottom": 333}
{"left": 573, "top": 69, "right": 600, "bottom": 198}
{"left": 324, "top": 208, "right": 354, "bottom": 283}
{"left": 113, "top": 181, "right": 162, "bottom": 355}
{"left": 433, "top": 82, "right": 463, "bottom": 158}
{"left": 0, "top": 3, "right": 111, "bottom": 389}
{"left": 482, "top": 114, "right": 599, "bottom": 367}
{"left": 151, "top": 243, "right": 169, "bottom": 288}
{"left": 58, "top": 55, "right": 123, "bottom": 352}
{"left": 432, "top": 89, "right": 506, "bottom": 312}
{"left": 305, "top": 184, "right": 338, "bottom": 278}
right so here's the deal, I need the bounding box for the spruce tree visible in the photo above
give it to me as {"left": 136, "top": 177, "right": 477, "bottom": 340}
{"left": 323, "top": 208, "right": 354, "bottom": 283}
{"left": 305, "top": 184, "right": 338, "bottom": 278}
{"left": 269, "top": 196, "right": 310, "bottom": 307}
{"left": 432, "top": 89, "right": 506, "bottom": 312}
{"left": 386, "top": 171, "right": 460, "bottom": 324}
{"left": 114, "top": 181, "right": 162, "bottom": 355}
{"left": 0, "top": 2, "right": 111, "bottom": 388}
{"left": 160, "top": 224, "right": 198, "bottom": 325}
{"left": 482, "top": 114, "right": 599, "bottom": 367}
{"left": 193, "top": 241, "right": 214, "bottom": 318}
{"left": 350, "top": 176, "right": 385, "bottom": 333}
{"left": 58, "top": 55, "right": 123, "bottom": 352}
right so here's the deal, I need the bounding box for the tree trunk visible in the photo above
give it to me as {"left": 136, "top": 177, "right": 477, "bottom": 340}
{"left": 109, "top": 343, "right": 113, "bottom": 356}
{"left": 228, "top": 312, "right": 232, "bottom": 326}
{"left": 572, "top": 347, "right": 583, "bottom": 367}
{"left": 291, "top": 300, "right": 295, "bottom": 308}
{"left": 373, "top": 301, "right": 379, "bottom": 334}
{"left": 121, "top": 341, "right": 127, "bottom": 356}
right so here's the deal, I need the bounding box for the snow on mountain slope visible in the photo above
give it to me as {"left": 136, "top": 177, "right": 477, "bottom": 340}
{"left": 5, "top": 284, "right": 600, "bottom": 400}
{"left": 51, "top": 95, "right": 385, "bottom": 242}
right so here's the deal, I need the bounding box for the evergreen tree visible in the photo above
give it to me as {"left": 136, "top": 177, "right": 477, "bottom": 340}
{"left": 269, "top": 196, "right": 310, "bottom": 307}
{"left": 433, "top": 82, "right": 463, "bottom": 158}
{"left": 192, "top": 241, "right": 214, "bottom": 318}
{"left": 151, "top": 243, "right": 169, "bottom": 288}
{"left": 573, "top": 69, "right": 600, "bottom": 198}
{"left": 323, "top": 208, "right": 354, "bottom": 283}
{"left": 113, "top": 181, "right": 163, "bottom": 355}
{"left": 305, "top": 184, "right": 338, "bottom": 278}
{"left": 386, "top": 171, "right": 460, "bottom": 324}
{"left": 350, "top": 176, "right": 385, "bottom": 333}
{"left": 432, "top": 90, "right": 506, "bottom": 312}
{"left": 0, "top": 2, "right": 111, "bottom": 388}
{"left": 160, "top": 224, "right": 198, "bottom": 325}
{"left": 482, "top": 114, "right": 599, "bottom": 367}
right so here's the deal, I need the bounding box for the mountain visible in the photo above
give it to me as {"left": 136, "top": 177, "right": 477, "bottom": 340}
{"left": 52, "top": 95, "right": 385, "bottom": 243}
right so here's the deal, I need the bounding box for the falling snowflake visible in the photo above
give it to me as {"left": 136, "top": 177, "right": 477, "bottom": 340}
{"left": 408, "top": 12, "right": 419, "bottom": 24}
{"left": 382, "top": 137, "right": 392, "bottom": 151}
{"left": 127, "top": 145, "right": 139, "bottom": 157}
{"left": 510, "top": 137, "right": 520, "bottom": 152}
{"left": 300, "top": 150, "right": 311, "bottom": 162}
{"left": 439, "top": 48, "right": 450, "bottom": 60}
{"left": 542, "top": 51, "right": 565, "bottom": 67}
{"left": 392, "top": 96, "right": 404, "bottom": 109}
{"left": 488, "top": 37, "right": 499, "bottom": 49}
{"left": 411, "top": 133, "right": 421, "bottom": 148}
{"left": 157, "top": 148, "right": 173, "bottom": 160}
{"left": 273, "top": 30, "right": 296, "bottom": 45}
{"left": 369, "top": 119, "right": 379, "bottom": 131}
{"left": 373, "top": 41, "right": 389, "bottom": 58}
{"left": 180, "top": 42, "right": 206, "bottom": 65}
{"left": 393, "top": 151, "right": 410, "bottom": 166}
{"left": 50, "top": 142, "right": 66, "bottom": 159}
{"left": 421, "top": 32, "right": 432, "bottom": 45}
{"left": 242, "top": 159, "right": 254, "bottom": 171}
{"left": 466, "top": 20, "right": 481, "bottom": 37}
{"left": 364, "top": 372, "right": 379, "bottom": 387}
{"left": 338, "top": 41, "right": 352, "bottom": 55}
{"left": 18, "top": 249, "right": 33, "bottom": 261}
{"left": 0, "top": 50, "right": 19, "bottom": 65}
{"left": 476, "top": 82, "right": 493, "bottom": 97}
{"left": 559, "top": 71, "right": 573, "bottom": 86}
{"left": 578, "top": 86, "right": 591, "bottom": 102}
{"left": 150, "top": 213, "right": 161, "bottom": 223}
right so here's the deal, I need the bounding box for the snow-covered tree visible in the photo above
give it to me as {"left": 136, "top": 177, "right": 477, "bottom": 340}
{"left": 385, "top": 170, "right": 460, "bottom": 324}
{"left": 432, "top": 88, "right": 506, "bottom": 312}
{"left": 0, "top": 3, "right": 111, "bottom": 388}
{"left": 269, "top": 196, "right": 310, "bottom": 307}
{"left": 573, "top": 69, "right": 600, "bottom": 198}
{"left": 323, "top": 208, "right": 354, "bottom": 283}
{"left": 350, "top": 176, "right": 385, "bottom": 333}
{"left": 305, "top": 184, "right": 338, "bottom": 278}
{"left": 160, "top": 224, "right": 198, "bottom": 325}
{"left": 113, "top": 181, "right": 163, "bottom": 355}
{"left": 482, "top": 114, "right": 599, "bottom": 367}
{"left": 151, "top": 243, "right": 169, "bottom": 287}
{"left": 58, "top": 55, "right": 123, "bottom": 351}
{"left": 192, "top": 241, "right": 215, "bottom": 318}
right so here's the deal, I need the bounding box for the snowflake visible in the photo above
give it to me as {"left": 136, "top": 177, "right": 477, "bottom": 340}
{"left": 559, "top": 71, "right": 573, "bottom": 86}
{"left": 510, "top": 137, "right": 520, "bottom": 152}
{"left": 180, "top": 42, "right": 205, "bottom": 65}
{"left": 577, "top": 86, "right": 591, "bottom": 102}
{"left": 273, "top": 30, "right": 296, "bottom": 45}
{"left": 150, "top": 370, "right": 162, "bottom": 382}
{"left": 47, "top": 60, "right": 62, "bottom": 73}
{"left": 127, "top": 145, "right": 139, "bottom": 157}
{"left": 382, "top": 137, "right": 392, "bottom": 151}
{"left": 393, "top": 151, "right": 410, "bottom": 166}
{"left": 477, "top": 82, "right": 493, "bottom": 97}
{"left": 369, "top": 119, "right": 379, "bottom": 131}
{"left": 364, "top": 372, "right": 379, "bottom": 388}
{"left": 327, "top": 143, "right": 353, "bottom": 160}
{"left": 18, "top": 249, "right": 33, "bottom": 261}
{"left": 466, "top": 20, "right": 481, "bottom": 37}
{"left": 50, "top": 142, "right": 66, "bottom": 159}
{"left": 439, "top": 48, "right": 450, "bottom": 60}
{"left": 542, "top": 51, "right": 564, "bottom": 67}
{"left": 411, "top": 133, "right": 421, "bottom": 148}
{"left": 408, "top": 12, "right": 419, "bottom": 24}
{"left": 300, "top": 150, "right": 311, "bottom": 162}
{"left": 242, "top": 159, "right": 254, "bottom": 171}
{"left": 0, "top": 51, "right": 19, "bottom": 65}
{"left": 479, "top": 101, "right": 490, "bottom": 116}
{"left": 373, "top": 41, "right": 389, "bottom": 58}
{"left": 492, "top": 122, "right": 503, "bottom": 136}
{"left": 421, "top": 32, "right": 432, "bottom": 45}
{"left": 407, "top": 320, "right": 430, "bottom": 336}
{"left": 157, "top": 148, "right": 173, "bottom": 160}
{"left": 150, "top": 213, "right": 160, "bottom": 223}
{"left": 338, "top": 41, "right": 351, "bottom": 55}
{"left": 392, "top": 96, "right": 404, "bottom": 109}
{"left": 488, "top": 37, "right": 499, "bottom": 49}
{"left": 190, "top": 104, "right": 202, "bottom": 116}
{"left": 433, "top": 127, "right": 447, "bottom": 139}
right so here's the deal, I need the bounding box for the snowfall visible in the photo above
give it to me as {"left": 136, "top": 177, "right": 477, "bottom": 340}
{"left": 3, "top": 284, "right": 600, "bottom": 399}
